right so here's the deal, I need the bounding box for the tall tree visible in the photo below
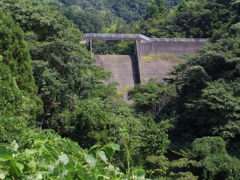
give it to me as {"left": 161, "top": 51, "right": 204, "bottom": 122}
{"left": 0, "top": 10, "right": 42, "bottom": 118}
{"left": 0, "top": 0, "right": 114, "bottom": 135}
{"left": 0, "top": 10, "right": 43, "bottom": 143}
{"left": 145, "top": 0, "right": 167, "bottom": 20}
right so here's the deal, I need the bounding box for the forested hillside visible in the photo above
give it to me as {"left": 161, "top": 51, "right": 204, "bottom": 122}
{"left": 1, "top": 0, "right": 240, "bottom": 179}
{"left": 29, "top": 0, "right": 189, "bottom": 34}
{"left": 58, "top": 0, "right": 185, "bottom": 24}
{"left": 135, "top": 0, "right": 234, "bottom": 38}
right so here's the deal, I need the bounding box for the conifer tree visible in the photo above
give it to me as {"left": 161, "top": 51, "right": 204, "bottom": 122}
{"left": 0, "top": 10, "right": 42, "bottom": 117}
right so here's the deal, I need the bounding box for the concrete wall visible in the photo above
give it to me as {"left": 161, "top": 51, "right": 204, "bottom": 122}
{"left": 137, "top": 41, "right": 205, "bottom": 83}
{"left": 93, "top": 41, "right": 206, "bottom": 89}
{"left": 139, "top": 41, "right": 205, "bottom": 57}
{"left": 94, "top": 55, "right": 138, "bottom": 89}
{"left": 138, "top": 58, "right": 180, "bottom": 84}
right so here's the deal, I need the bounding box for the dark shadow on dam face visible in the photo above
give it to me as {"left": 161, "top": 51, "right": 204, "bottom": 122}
{"left": 92, "top": 40, "right": 135, "bottom": 55}
{"left": 130, "top": 55, "right": 140, "bottom": 84}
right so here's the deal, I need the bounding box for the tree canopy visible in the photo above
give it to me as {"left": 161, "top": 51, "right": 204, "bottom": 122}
{"left": 1, "top": 0, "right": 240, "bottom": 179}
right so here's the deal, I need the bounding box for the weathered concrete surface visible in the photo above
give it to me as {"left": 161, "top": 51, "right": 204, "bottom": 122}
{"left": 94, "top": 55, "right": 138, "bottom": 89}
{"left": 139, "top": 41, "right": 205, "bottom": 57}
{"left": 91, "top": 36, "right": 207, "bottom": 90}
{"left": 137, "top": 41, "right": 205, "bottom": 83}
{"left": 139, "top": 58, "right": 180, "bottom": 84}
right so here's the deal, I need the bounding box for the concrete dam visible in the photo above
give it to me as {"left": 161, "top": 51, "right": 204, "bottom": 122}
{"left": 83, "top": 33, "right": 207, "bottom": 89}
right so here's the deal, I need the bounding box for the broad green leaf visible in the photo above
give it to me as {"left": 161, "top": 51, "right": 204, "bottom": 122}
{"left": 38, "top": 161, "right": 51, "bottom": 171}
{"left": 84, "top": 154, "right": 96, "bottom": 167}
{"left": 89, "top": 145, "right": 101, "bottom": 152}
{"left": 133, "top": 166, "right": 146, "bottom": 180}
{"left": 77, "top": 164, "right": 95, "bottom": 180}
{"left": 0, "top": 144, "right": 13, "bottom": 161}
{"left": 28, "top": 160, "right": 36, "bottom": 171}
{"left": 110, "top": 143, "right": 120, "bottom": 151}
{"left": 35, "top": 173, "right": 43, "bottom": 180}
{"left": 136, "top": 176, "right": 145, "bottom": 180}
{"left": 16, "top": 162, "right": 24, "bottom": 173}
{"left": 25, "top": 149, "right": 38, "bottom": 159}
{"left": 0, "top": 170, "right": 8, "bottom": 179}
{"left": 107, "top": 164, "right": 115, "bottom": 171}
{"left": 34, "top": 139, "right": 47, "bottom": 146}
{"left": 10, "top": 161, "right": 24, "bottom": 177}
{"left": 11, "top": 140, "right": 19, "bottom": 151}
{"left": 24, "top": 173, "right": 43, "bottom": 180}
{"left": 55, "top": 154, "right": 69, "bottom": 165}
{"left": 65, "top": 158, "right": 77, "bottom": 171}
{"left": 97, "top": 174, "right": 110, "bottom": 179}
{"left": 97, "top": 151, "right": 108, "bottom": 164}
{"left": 48, "top": 165, "right": 57, "bottom": 174}
{"left": 57, "top": 170, "right": 69, "bottom": 179}
{"left": 104, "top": 147, "right": 114, "bottom": 159}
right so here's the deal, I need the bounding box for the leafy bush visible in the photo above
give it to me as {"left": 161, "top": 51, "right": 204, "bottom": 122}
{"left": 0, "top": 130, "right": 127, "bottom": 180}
{"left": 190, "top": 137, "right": 240, "bottom": 180}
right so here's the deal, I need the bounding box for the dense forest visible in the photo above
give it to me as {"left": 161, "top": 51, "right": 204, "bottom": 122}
{"left": 1, "top": 0, "right": 240, "bottom": 179}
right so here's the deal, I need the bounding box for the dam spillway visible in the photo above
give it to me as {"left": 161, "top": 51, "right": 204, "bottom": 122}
{"left": 94, "top": 55, "right": 139, "bottom": 89}
{"left": 84, "top": 33, "right": 207, "bottom": 90}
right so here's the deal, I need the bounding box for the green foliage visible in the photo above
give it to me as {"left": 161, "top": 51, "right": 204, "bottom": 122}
{"left": 176, "top": 0, "right": 188, "bottom": 13}
{"left": 134, "top": 18, "right": 163, "bottom": 38}
{"left": 128, "top": 81, "right": 175, "bottom": 178}
{"left": 2, "top": 0, "right": 240, "bottom": 178}
{"left": 137, "top": 0, "right": 234, "bottom": 38}
{"left": 117, "top": 84, "right": 132, "bottom": 96}
{"left": 69, "top": 9, "right": 105, "bottom": 33}
{"left": 0, "top": 115, "right": 29, "bottom": 143}
{"left": 0, "top": 9, "right": 35, "bottom": 92}
{"left": 0, "top": 0, "right": 119, "bottom": 135}
{"left": 145, "top": 0, "right": 167, "bottom": 20}
{"left": 135, "top": 118, "right": 171, "bottom": 178}
{"left": 117, "top": 41, "right": 135, "bottom": 55}
{"left": 165, "top": 9, "right": 240, "bottom": 177}
{"left": 191, "top": 137, "right": 227, "bottom": 159}
{"left": 59, "top": 0, "right": 184, "bottom": 22}
{"left": 165, "top": 0, "right": 189, "bottom": 9}
{"left": 102, "top": 0, "right": 153, "bottom": 23}
{"left": 50, "top": 96, "right": 172, "bottom": 178}
{"left": 92, "top": 40, "right": 135, "bottom": 55}
{"left": 196, "top": 80, "right": 240, "bottom": 138}
{"left": 35, "top": 0, "right": 154, "bottom": 33}
{"left": 145, "top": 4, "right": 162, "bottom": 20}
{"left": 0, "top": 130, "right": 128, "bottom": 179}
{"left": 169, "top": 37, "right": 240, "bottom": 144}
{"left": 146, "top": 155, "right": 170, "bottom": 178}
{"left": 0, "top": 10, "right": 43, "bottom": 120}
{"left": 129, "top": 81, "right": 177, "bottom": 120}
{"left": 232, "top": 0, "right": 240, "bottom": 16}
{"left": 169, "top": 171, "right": 198, "bottom": 180}
{"left": 229, "top": 22, "right": 240, "bottom": 37}
{"left": 190, "top": 137, "right": 240, "bottom": 180}
{"left": 37, "top": 0, "right": 191, "bottom": 35}
{"left": 9, "top": 3, "right": 83, "bottom": 42}
{"left": 68, "top": 98, "right": 143, "bottom": 147}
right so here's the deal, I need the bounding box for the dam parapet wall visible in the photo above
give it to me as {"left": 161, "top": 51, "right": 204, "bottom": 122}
{"left": 137, "top": 40, "right": 206, "bottom": 83}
